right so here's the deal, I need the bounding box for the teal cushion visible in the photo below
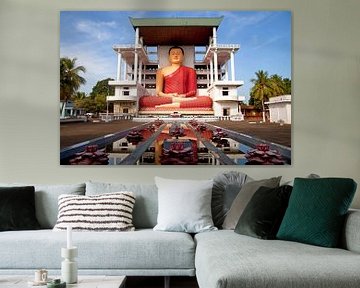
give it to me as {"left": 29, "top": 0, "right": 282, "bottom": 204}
{"left": 277, "top": 178, "right": 357, "bottom": 247}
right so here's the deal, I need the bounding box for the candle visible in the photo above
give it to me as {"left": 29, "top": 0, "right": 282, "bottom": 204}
{"left": 67, "top": 225, "right": 72, "bottom": 248}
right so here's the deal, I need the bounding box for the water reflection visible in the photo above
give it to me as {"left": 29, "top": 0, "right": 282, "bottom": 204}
{"left": 105, "top": 122, "right": 248, "bottom": 165}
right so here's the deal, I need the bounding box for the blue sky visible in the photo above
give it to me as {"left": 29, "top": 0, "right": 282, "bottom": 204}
{"left": 60, "top": 11, "right": 291, "bottom": 102}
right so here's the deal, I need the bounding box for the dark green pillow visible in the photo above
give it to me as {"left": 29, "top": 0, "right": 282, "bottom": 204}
{"left": 234, "top": 185, "right": 292, "bottom": 239}
{"left": 276, "top": 178, "right": 357, "bottom": 247}
{"left": 0, "top": 186, "right": 41, "bottom": 231}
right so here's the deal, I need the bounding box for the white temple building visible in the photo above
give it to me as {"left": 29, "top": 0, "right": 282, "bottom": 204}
{"left": 106, "top": 17, "right": 245, "bottom": 118}
{"left": 265, "top": 95, "right": 292, "bottom": 124}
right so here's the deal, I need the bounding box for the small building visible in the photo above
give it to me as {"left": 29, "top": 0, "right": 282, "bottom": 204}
{"left": 60, "top": 100, "right": 85, "bottom": 118}
{"left": 265, "top": 95, "right": 291, "bottom": 124}
{"left": 106, "top": 17, "right": 245, "bottom": 118}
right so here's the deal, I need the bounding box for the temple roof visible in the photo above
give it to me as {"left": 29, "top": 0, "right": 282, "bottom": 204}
{"left": 129, "top": 17, "right": 223, "bottom": 46}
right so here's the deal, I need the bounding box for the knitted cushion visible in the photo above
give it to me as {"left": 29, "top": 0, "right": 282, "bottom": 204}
{"left": 53, "top": 192, "right": 136, "bottom": 231}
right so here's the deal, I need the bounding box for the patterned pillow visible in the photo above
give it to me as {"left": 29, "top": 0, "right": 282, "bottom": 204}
{"left": 53, "top": 192, "right": 135, "bottom": 231}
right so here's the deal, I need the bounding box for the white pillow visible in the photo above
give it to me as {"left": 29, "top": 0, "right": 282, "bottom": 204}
{"left": 53, "top": 192, "right": 135, "bottom": 231}
{"left": 154, "top": 177, "right": 217, "bottom": 233}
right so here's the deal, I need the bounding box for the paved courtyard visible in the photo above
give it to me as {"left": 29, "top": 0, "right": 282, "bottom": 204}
{"left": 60, "top": 119, "right": 291, "bottom": 149}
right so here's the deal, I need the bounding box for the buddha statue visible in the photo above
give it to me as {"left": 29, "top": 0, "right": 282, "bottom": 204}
{"left": 139, "top": 46, "right": 212, "bottom": 109}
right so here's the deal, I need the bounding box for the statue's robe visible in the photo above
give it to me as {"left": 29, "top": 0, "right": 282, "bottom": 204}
{"left": 139, "top": 66, "right": 212, "bottom": 108}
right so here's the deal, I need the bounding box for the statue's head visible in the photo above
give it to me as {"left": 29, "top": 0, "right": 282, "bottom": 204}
{"left": 168, "top": 46, "right": 184, "bottom": 65}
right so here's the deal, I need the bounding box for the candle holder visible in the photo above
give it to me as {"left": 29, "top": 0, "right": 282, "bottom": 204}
{"left": 61, "top": 247, "right": 78, "bottom": 284}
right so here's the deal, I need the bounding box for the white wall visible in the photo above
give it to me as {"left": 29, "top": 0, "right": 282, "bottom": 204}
{"left": 0, "top": 0, "right": 359, "bottom": 208}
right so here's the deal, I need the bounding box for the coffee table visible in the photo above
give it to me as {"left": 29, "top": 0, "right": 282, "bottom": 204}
{"left": 0, "top": 275, "right": 126, "bottom": 288}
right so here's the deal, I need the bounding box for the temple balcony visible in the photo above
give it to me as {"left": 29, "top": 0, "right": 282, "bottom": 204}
{"left": 203, "top": 44, "right": 240, "bottom": 65}
{"left": 112, "top": 44, "right": 158, "bottom": 65}
{"left": 212, "top": 95, "right": 240, "bottom": 102}
{"left": 106, "top": 95, "right": 138, "bottom": 102}
{"left": 211, "top": 80, "right": 244, "bottom": 88}
{"left": 108, "top": 80, "right": 137, "bottom": 86}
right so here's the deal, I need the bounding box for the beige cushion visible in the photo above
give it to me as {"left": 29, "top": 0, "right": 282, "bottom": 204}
{"left": 222, "top": 177, "right": 281, "bottom": 230}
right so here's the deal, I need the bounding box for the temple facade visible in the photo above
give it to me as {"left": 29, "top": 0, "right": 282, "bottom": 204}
{"left": 107, "top": 17, "right": 245, "bottom": 118}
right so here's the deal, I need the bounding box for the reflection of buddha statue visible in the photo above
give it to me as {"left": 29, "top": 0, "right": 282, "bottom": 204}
{"left": 139, "top": 46, "right": 212, "bottom": 109}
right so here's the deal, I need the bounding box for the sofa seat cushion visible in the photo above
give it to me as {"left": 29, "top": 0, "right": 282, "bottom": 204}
{"left": 195, "top": 230, "right": 360, "bottom": 288}
{"left": 0, "top": 229, "right": 195, "bottom": 271}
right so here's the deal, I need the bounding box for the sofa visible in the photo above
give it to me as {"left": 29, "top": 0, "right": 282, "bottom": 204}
{"left": 0, "top": 172, "right": 359, "bottom": 288}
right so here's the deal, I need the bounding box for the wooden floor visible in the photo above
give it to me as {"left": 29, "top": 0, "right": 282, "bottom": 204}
{"left": 126, "top": 276, "right": 199, "bottom": 288}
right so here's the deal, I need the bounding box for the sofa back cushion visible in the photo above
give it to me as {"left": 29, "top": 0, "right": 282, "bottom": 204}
{"left": 0, "top": 183, "right": 86, "bottom": 229}
{"left": 86, "top": 181, "right": 158, "bottom": 229}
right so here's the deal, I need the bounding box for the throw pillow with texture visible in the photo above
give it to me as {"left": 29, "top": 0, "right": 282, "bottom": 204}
{"left": 222, "top": 176, "right": 281, "bottom": 230}
{"left": 86, "top": 181, "right": 158, "bottom": 229}
{"left": 277, "top": 178, "right": 357, "bottom": 247}
{"left": 212, "top": 171, "right": 251, "bottom": 228}
{"left": 154, "top": 177, "right": 217, "bottom": 233}
{"left": 53, "top": 192, "right": 136, "bottom": 231}
{"left": 0, "top": 186, "right": 41, "bottom": 231}
{"left": 234, "top": 185, "right": 293, "bottom": 239}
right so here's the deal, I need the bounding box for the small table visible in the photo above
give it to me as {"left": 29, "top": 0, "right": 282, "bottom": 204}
{"left": 0, "top": 275, "right": 126, "bottom": 288}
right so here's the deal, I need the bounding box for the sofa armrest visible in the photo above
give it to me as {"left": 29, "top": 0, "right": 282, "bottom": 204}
{"left": 342, "top": 209, "right": 360, "bottom": 253}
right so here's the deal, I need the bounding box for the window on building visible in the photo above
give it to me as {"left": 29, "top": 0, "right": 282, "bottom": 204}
{"left": 123, "top": 91, "right": 130, "bottom": 96}
{"left": 123, "top": 108, "right": 129, "bottom": 113}
{"left": 222, "top": 87, "right": 229, "bottom": 96}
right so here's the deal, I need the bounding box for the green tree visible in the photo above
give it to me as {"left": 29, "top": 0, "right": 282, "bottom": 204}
{"left": 90, "top": 78, "right": 114, "bottom": 98}
{"left": 93, "top": 94, "right": 107, "bottom": 114}
{"left": 250, "top": 70, "right": 280, "bottom": 122}
{"left": 60, "top": 57, "right": 86, "bottom": 117}
{"left": 283, "top": 78, "right": 291, "bottom": 94}
{"left": 269, "top": 74, "right": 286, "bottom": 96}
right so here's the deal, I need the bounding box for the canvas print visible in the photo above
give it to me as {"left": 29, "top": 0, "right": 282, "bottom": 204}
{"left": 60, "top": 11, "right": 291, "bottom": 165}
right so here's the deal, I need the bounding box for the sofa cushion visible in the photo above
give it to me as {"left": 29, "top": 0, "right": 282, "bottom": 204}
{"left": 53, "top": 192, "right": 136, "bottom": 232}
{"left": 0, "top": 183, "right": 86, "bottom": 229}
{"left": 153, "top": 177, "right": 216, "bottom": 233}
{"left": 0, "top": 186, "right": 40, "bottom": 231}
{"left": 195, "top": 230, "right": 360, "bottom": 288}
{"left": 342, "top": 209, "right": 360, "bottom": 253}
{"left": 277, "top": 177, "right": 357, "bottom": 247}
{"left": 0, "top": 229, "right": 195, "bottom": 273}
{"left": 212, "top": 171, "right": 251, "bottom": 228}
{"left": 222, "top": 177, "right": 281, "bottom": 229}
{"left": 234, "top": 185, "right": 292, "bottom": 239}
{"left": 86, "top": 182, "right": 158, "bottom": 229}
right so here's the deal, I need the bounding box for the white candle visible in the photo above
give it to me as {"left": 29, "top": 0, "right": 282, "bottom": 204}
{"left": 67, "top": 225, "right": 72, "bottom": 248}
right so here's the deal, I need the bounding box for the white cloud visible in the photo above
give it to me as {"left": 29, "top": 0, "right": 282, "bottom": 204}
{"left": 220, "top": 11, "right": 276, "bottom": 40}
{"left": 75, "top": 20, "right": 117, "bottom": 41}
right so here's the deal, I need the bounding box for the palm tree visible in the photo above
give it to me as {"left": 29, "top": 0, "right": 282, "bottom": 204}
{"left": 250, "top": 70, "right": 280, "bottom": 122}
{"left": 60, "top": 57, "right": 86, "bottom": 117}
{"left": 270, "top": 74, "right": 286, "bottom": 96}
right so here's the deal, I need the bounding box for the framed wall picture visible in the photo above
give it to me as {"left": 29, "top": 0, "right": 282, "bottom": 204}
{"left": 60, "top": 11, "right": 291, "bottom": 166}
